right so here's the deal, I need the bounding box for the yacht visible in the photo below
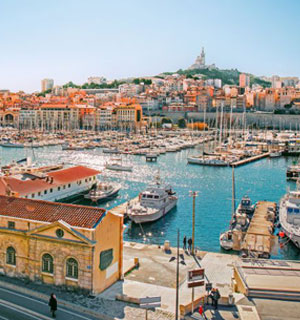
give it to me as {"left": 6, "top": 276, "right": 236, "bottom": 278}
{"left": 187, "top": 155, "right": 229, "bottom": 166}
{"left": 279, "top": 186, "right": 300, "bottom": 249}
{"left": 287, "top": 163, "right": 300, "bottom": 180}
{"left": 84, "top": 181, "right": 121, "bottom": 202}
{"left": 127, "top": 177, "right": 177, "bottom": 223}
{"left": 269, "top": 151, "right": 282, "bottom": 158}
{"left": 105, "top": 159, "right": 133, "bottom": 172}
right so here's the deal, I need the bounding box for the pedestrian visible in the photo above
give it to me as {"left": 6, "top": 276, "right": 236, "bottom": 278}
{"left": 208, "top": 288, "right": 214, "bottom": 306}
{"left": 48, "top": 293, "right": 57, "bottom": 318}
{"left": 183, "top": 235, "right": 187, "bottom": 250}
{"left": 212, "top": 288, "right": 220, "bottom": 310}
{"left": 188, "top": 237, "right": 192, "bottom": 253}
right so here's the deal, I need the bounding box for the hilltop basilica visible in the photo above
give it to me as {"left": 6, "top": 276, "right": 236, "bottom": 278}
{"left": 188, "top": 47, "right": 217, "bottom": 70}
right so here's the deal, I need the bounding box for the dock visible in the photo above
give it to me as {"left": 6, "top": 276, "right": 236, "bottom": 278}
{"left": 241, "top": 201, "right": 277, "bottom": 258}
{"left": 145, "top": 154, "right": 158, "bottom": 162}
{"left": 109, "top": 196, "right": 139, "bottom": 219}
{"left": 230, "top": 152, "right": 270, "bottom": 167}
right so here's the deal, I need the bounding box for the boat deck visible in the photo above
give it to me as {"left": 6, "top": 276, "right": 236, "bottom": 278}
{"left": 241, "top": 201, "right": 276, "bottom": 257}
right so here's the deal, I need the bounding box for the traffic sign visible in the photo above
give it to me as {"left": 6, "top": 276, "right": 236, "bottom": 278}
{"left": 188, "top": 268, "right": 205, "bottom": 282}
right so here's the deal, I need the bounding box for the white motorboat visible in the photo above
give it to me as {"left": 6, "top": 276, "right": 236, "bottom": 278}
{"left": 269, "top": 151, "right": 282, "bottom": 158}
{"left": 127, "top": 176, "right": 177, "bottom": 223}
{"left": 103, "top": 148, "right": 119, "bottom": 154}
{"left": 105, "top": 160, "right": 133, "bottom": 172}
{"left": 84, "top": 182, "right": 121, "bottom": 202}
{"left": 219, "top": 231, "right": 234, "bottom": 250}
{"left": 188, "top": 155, "right": 229, "bottom": 166}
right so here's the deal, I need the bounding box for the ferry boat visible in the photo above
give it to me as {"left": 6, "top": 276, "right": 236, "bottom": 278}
{"left": 279, "top": 187, "right": 300, "bottom": 249}
{"left": 127, "top": 177, "right": 177, "bottom": 224}
{"left": 84, "top": 181, "right": 121, "bottom": 202}
{"left": 0, "top": 165, "right": 99, "bottom": 202}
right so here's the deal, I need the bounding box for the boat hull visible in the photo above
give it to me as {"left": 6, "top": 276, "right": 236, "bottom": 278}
{"left": 129, "top": 198, "right": 177, "bottom": 224}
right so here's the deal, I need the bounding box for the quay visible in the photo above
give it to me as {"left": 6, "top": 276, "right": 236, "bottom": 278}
{"left": 241, "top": 201, "right": 277, "bottom": 258}
{"left": 109, "top": 196, "right": 139, "bottom": 219}
{"left": 230, "top": 152, "right": 270, "bottom": 167}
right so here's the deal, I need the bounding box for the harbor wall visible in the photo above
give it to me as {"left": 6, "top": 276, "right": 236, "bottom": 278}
{"left": 149, "top": 111, "right": 300, "bottom": 130}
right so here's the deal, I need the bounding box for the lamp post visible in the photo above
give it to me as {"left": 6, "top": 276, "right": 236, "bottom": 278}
{"left": 169, "top": 229, "right": 185, "bottom": 319}
{"left": 175, "top": 229, "right": 179, "bottom": 320}
{"left": 189, "top": 191, "right": 198, "bottom": 255}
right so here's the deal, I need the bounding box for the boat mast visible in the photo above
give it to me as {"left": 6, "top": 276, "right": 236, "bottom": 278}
{"left": 232, "top": 166, "right": 236, "bottom": 217}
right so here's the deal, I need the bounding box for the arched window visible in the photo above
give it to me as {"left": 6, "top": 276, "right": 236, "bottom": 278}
{"left": 66, "top": 258, "right": 78, "bottom": 279}
{"left": 42, "top": 254, "right": 53, "bottom": 274}
{"left": 6, "top": 247, "right": 16, "bottom": 265}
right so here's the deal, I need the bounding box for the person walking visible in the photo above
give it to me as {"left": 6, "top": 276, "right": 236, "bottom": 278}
{"left": 183, "top": 235, "right": 187, "bottom": 250}
{"left": 49, "top": 293, "right": 57, "bottom": 318}
{"left": 212, "top": 288, "right": 220, "bottom": 310}
{"left": 188, "top": 237, "right": 192, "bottom": 253}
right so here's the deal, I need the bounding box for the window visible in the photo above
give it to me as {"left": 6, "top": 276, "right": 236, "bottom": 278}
{"left": 50, "top": 188, "right": 53, "bottom": 193}
{"left": 68, "top": 184, "right": 71, "bottom": 188}
{"left": 58, "top": 187, "right": 61, "bottom": 191}
{"left": 32, "top": 193, "right": 35, "bottom": 198}
{"left": 42, "top": 254, "right": 54, "bottom": 274}
{"left": 8, "top": 221, "right": 15, "bottom": 229}
{"left": 66, "top": 258, "right": 78, "bottom": 279}
{"left": 63, "top": 185, "right": 66, "bottom": 189}
{"left": 44, "top": 190, "right": 47, "bottom": 195}
{"left": 38, "top": 192, "right": 41, "bottom": 196}
{"left": 6, "top": 247, "right": 16, "bottom": 265}
{"left": 56, "top": 229, "right": 64, "bottom": 238}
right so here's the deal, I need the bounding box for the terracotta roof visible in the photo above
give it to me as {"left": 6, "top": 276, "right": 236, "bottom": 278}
{"left": 0, "top": 195, "right": 105, "bottom": 228}
{"left": 48, "top": 166, "right": 100, "bottom": 184}
{"left": 0, "top": 166, "right": 100, "bottom": 196}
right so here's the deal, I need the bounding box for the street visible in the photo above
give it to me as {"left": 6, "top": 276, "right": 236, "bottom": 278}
{"left": 0, "top": 286, "right": 100, "bottom": 320}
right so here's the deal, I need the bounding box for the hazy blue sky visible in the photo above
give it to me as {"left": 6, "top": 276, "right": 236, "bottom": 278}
{"left": 0, "top": 0, "right": 299, "bottom": 92}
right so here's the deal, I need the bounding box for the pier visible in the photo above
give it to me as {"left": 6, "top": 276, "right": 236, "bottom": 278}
{"left": 230, "top": 152, "right": 270, "bottom": 167}
{"left": 145, "top": 154, "right": 158, "bottom": 162}
{"left": 109, "top": 196, "right": 139, "bottom": 219}
{"left": 241, "top": 201, "right": 277, "bottom": 258}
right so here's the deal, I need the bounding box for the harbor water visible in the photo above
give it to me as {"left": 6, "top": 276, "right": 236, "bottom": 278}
{"left": 1, "top": 145, "right": 299, "bottom": 260}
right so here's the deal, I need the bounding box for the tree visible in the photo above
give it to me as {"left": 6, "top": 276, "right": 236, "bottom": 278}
{"left": 178, "top": 118, "right": 186, "bottom": 128}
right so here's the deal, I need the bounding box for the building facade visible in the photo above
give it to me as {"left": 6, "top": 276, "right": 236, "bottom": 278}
{"left": 0, "top": 195, "right": 123, "bottom": 294}
{"left": 41, "top": 79, "right": 54, "bottom": 92}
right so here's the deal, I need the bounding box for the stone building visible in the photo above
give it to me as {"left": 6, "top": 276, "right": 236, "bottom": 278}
{"left": 0, "top": 196, "right": 123, "bottom": 294}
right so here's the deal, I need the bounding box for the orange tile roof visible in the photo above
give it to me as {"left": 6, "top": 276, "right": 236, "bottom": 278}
{"left": 48, "top": 166, "right": 100, "bottom": 184}
{"left": 0, "top": 166, "right": 100, "bottom": 196}
{"left": 0, "top": 195, "right": 105, "bottom": 228}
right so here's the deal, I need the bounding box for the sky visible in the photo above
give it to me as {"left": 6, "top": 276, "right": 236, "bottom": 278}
{"left": 0, "top": 0, "right": 300, "bottom": 92}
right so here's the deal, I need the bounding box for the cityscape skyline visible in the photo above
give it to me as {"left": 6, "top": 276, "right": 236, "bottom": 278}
{"left": 1, "top": 0, "right": 300, "bottom": 93}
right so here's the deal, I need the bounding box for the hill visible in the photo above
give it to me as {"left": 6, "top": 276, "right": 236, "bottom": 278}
{"left": 161, "top": 68, "right": 271, "bottom": 88}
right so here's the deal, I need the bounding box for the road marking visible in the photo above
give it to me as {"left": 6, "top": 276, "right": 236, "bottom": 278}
{"left": 0, "top": 287, "right": 92, "bottom": 320}
{"left": 0, "top": 315, "right": 9, "bottom": 320}
{"left": 0, "top": 299, "right": 51, "bottom": 320}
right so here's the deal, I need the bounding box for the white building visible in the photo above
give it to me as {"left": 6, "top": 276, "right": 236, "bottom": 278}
{"left": 41, "top": 79, "right": 54, "bottom": 92}
{"left": 87, "top": 77, "right": 106, "bottom": 85}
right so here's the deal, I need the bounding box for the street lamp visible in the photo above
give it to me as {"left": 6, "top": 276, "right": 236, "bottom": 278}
{"left": 169, "top": 229, "right": 186, "bottom": 319}
{"left": 189, "top": 191, "right": 198, "bottom": 255}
